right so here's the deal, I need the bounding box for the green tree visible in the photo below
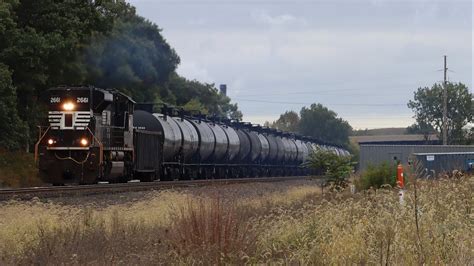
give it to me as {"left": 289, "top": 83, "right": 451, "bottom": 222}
{"left": 0, "top": 0, "right": 117, "bottom": 149}
{"left": 0, "top": 64, "right": 27, "bottom": 150}
{"left": 0, "top": 0, "right": 243, "bottom": 151}
{"left": 305, "top": 148, "right": 353, "bottom": 187}
{"left": 465, "top": 127, "right": 474, "bottom": 144}
{"left": 407, "top": 82, "right": 472, "bottom": 144}
{"left": 182, "top": 98, "right": 208, "bottom": 115}
{"left": 167, "top": 74, "right": 242, "bottom": 120}
{"left": 270, "top": 111, "right": 300, "bottom": 132}
{"left": 84, "top": 3, "right": 180, "bottom": 102}
{"left": 299, "top": 103, "right": 352, "bottom": 147}
{"left": 405, "top": 122, "right": 437, "bottom": 141}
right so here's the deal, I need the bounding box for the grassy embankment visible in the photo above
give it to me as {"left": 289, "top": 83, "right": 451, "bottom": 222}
{"left": 0, "top": 150, "right": 42, "bottom": 188}
{"left": 0, "top": 177, "right": 472, "bottom": 264}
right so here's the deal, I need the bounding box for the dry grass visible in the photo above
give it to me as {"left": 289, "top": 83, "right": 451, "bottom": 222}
{"left": 0, "top": 178, "right": 472, "bottom": 264}
{"left": 167, "top": 195, "right": 258, "bottom": 264}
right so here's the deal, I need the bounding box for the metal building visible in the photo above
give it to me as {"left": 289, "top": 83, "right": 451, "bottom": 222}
{"left": 359, "top": 145, "right": 474, "bottom": 171}
{"left": 413, "top": 152, "right": 474, "bottom": 177}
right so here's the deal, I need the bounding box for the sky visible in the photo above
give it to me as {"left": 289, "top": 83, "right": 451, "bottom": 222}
{"left": 128, "top": 0, "right": 472, "bottom": 129}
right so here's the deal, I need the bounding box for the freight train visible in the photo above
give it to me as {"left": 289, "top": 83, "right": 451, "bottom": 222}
{"left": 35, "top": 86, "right": 350, "bottom": 184}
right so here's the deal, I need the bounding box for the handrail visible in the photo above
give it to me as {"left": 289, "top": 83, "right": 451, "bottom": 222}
{"left": 34, "top": 126, "right": 51, "bottom": 164}
{"left": 87, "top": 127, "right": 103, "bottom": 166}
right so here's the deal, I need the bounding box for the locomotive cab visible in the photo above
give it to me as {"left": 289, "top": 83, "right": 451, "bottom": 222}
{"left": 35, "top": 86, "right": 135, "bottom": 184}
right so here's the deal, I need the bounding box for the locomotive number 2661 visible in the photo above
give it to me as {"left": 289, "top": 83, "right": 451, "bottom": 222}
{"left": 76, "top": 97, "right": 89, "bottom": 103}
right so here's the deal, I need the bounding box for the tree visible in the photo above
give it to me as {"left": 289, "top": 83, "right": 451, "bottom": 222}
{"left": 0, "top": 63, "right": 27, "bottom": 150}
{"left": 298, "top": 103, "right": 352, "bottom": 147}
{"left": 84, "top": 3, "right": 180, "bottom": 102}
{"left": 270, "top": 111, "right": 300, "bottom": 132}
{"left": 305, "top": 148, "right": 353, "bottom": 187}
{"left": 182, "top": 98, "right": 208, "bottom": 114}
{"left": 166, "top": 74, "right": 242, "bottom": 120}
{"left": 408, "top": 82, "right": 472, "bottom": 144}
{"left": 465, "top": 127, "right": 474, "bottom": 145}
{"left": 1, "top": 0, "right": 117, "bottom": 149}
{"left": 405, "top": 123, "right": 436, "bottom": 141}
{"left": 0, "top": 0, "right": 243, "bottom": 151}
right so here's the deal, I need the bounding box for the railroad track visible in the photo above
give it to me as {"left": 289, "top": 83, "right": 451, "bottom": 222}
{"left": 0, "top": 176, "right": 312, "bottom": 201}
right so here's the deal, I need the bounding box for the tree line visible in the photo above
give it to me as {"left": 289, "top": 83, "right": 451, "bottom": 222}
{"left": 266, "top": 81, "right": 472, "bottom": 147}
{"left": 0, "top": 0, "right": 241, "bottom": 151}
{"left": 265, "top": 104, "right": 353, "bottom": 148}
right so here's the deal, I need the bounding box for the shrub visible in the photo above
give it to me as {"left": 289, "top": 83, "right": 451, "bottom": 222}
{"left": 357, "top": 162, "right": 396, "bottom": 190}
{"left": 168, "top": 195, "right": 257, "bottom": 264}
{"left": 305, "top": 148, "right": 354, "bottom": 186}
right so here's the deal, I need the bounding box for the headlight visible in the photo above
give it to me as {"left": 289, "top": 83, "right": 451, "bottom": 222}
{"left": 63, "top": 102, "right": 75, "bottom": 111}
{"left": 47, "top": 138, "right": 54, "bottom": 145}
{"left": 80, "top": 138, "right": 89, "bottom": 146}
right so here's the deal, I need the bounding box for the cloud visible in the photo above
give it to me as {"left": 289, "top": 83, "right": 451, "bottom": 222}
{"left": 251, "top": 10, "right": 307, "bottom": 27}
{"left": 129, "top": 0, "right": 472, "bottom": 128}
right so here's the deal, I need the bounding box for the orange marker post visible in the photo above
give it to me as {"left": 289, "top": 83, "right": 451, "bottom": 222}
{"left": 397, "top": 163, "right": 404, "bottom": 189}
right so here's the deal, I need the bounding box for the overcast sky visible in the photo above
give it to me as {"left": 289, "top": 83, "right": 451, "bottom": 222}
{"left": 128, "top": 0, "right": 472, "bottom": 129}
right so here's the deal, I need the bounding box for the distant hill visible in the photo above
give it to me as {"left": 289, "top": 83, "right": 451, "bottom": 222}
{"left": 351, "top": 127, "right": 407, "bottom": 136}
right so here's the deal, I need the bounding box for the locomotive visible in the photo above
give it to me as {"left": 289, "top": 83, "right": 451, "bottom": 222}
{"left": 35, "top": 86, "right": 350, "bottom": 184}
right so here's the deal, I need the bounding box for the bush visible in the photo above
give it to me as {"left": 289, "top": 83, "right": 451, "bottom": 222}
{"left": 305, "top": 148, "right": 354, "bottom": 186}
{"left": 357, "top": 162, "right": 397, "bottom": 190}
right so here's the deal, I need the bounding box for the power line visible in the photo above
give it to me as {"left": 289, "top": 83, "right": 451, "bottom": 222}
{"left": 233, "top": 88, "right": 361, "bottom": 97}
{"left": 232, "top": 98, "right": 407, "bottom": 106}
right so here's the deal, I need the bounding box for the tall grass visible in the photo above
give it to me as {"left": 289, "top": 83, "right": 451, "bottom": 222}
{"left": 0, "top": 178, "right": 472, "bottom": 264}
{"left": 168, "top": 195, "right": 257, "bottom": 264}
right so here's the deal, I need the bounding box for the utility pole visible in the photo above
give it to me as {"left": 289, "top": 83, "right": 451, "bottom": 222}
{"left": 442, "top": 55, "right": 448, "bottom": 145}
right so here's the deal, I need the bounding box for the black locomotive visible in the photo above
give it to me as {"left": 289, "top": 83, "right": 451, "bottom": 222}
{"left": 35, "top": 86, "right": 349, "bottom": 184}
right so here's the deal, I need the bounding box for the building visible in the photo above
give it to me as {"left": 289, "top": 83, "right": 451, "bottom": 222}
{"left": 350, "top": 134, "right": 439, "bottom": 145}
{"left": 413, "top": 152, "right": 474, "bottom": 176}
{"left": 359, "top": 144, "right": 473, "bottom": 171}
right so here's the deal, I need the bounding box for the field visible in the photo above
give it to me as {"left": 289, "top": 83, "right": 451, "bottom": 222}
{"left": 0, "top": 177, "right": 472, "bottom": 264}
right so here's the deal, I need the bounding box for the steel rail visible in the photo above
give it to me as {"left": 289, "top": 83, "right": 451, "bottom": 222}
{"left": 0, "top": 176, "right": 312, "bottom": 201}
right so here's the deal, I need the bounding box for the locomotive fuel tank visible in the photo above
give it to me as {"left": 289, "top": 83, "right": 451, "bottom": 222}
{"left": 221, "top": 125, "right": 240, "bottom": 161}
{"left": 173, "top": 117, "right": 199, "bottom": 161}
{"left": 207, "top": 122, "right": 229, "bottom": 161}
{"left": 187, "top": 119, "right": 216, "bottom": 162}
